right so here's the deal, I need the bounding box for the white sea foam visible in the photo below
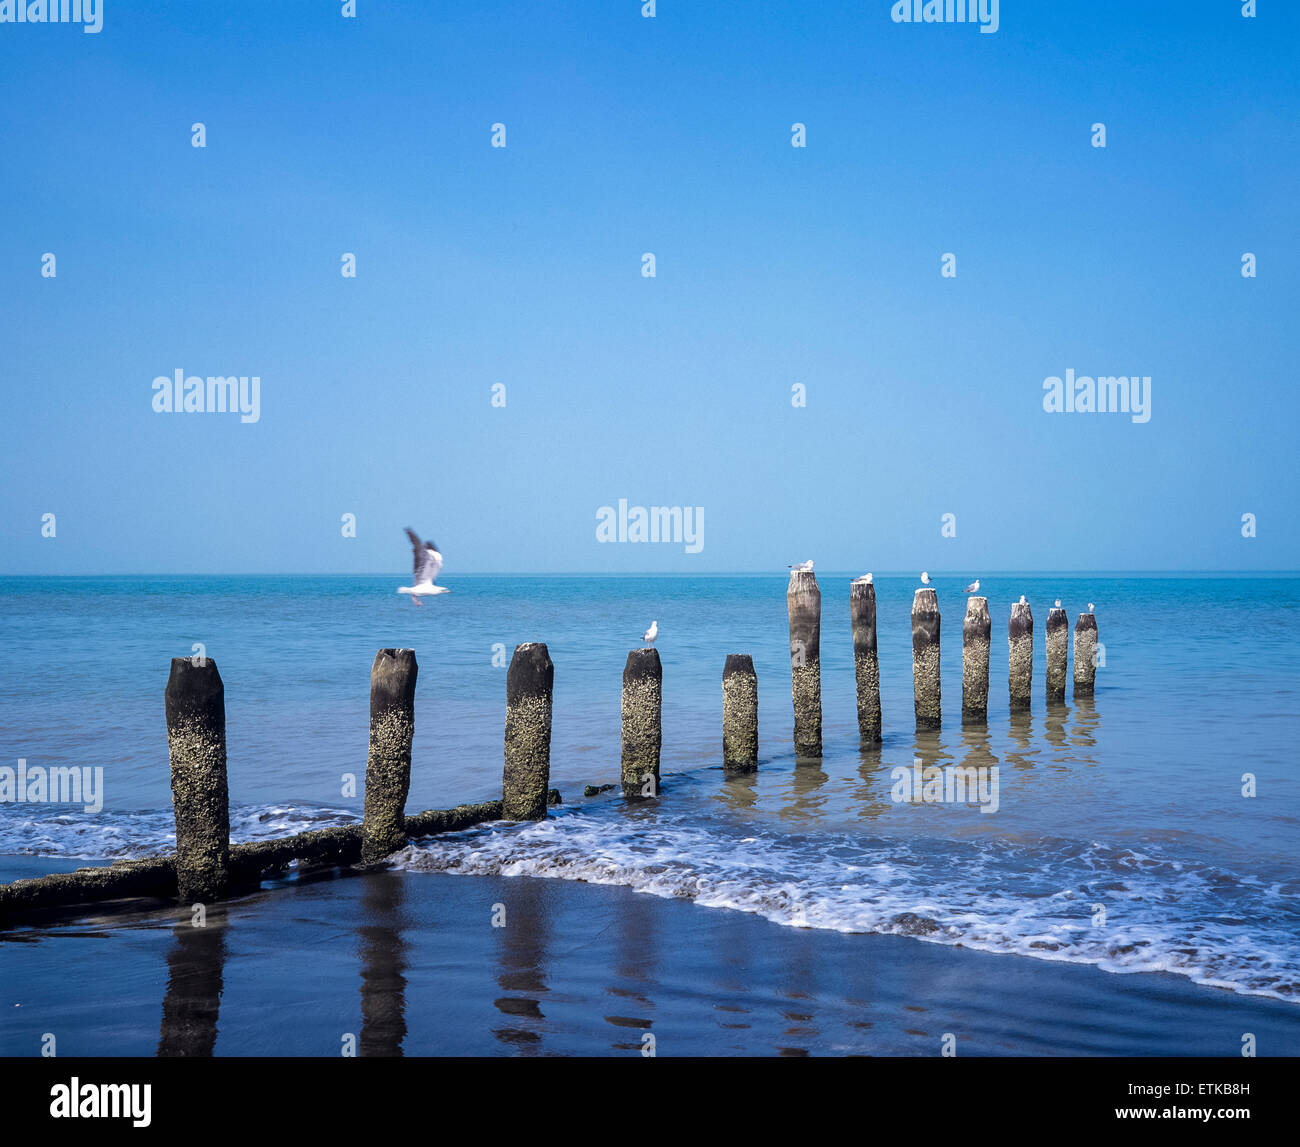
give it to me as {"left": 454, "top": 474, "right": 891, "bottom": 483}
{"left": 390, "top": 810, "right": 1300, "bottom": 1005}
{"left": 0, "top": 803, "right": 360, "bottom": 859}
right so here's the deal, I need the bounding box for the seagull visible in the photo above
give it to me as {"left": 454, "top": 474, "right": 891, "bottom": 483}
{"left": 854, "top": 573, "right": 873, "bottom": 585}
{"left": 398, "top": 528, "right": 450, "bottom": 606}
{"left": 788, "top": 559, "right": 814, "bottom": 572}
{"left": 1018, "top": 594, "right": 1027, "bottom": 604}
{"left": 963, "top": 578, "right": 980, "bottom": 594}
{"left": 1054, "top": 599, "right": 1062, "bottom": 608}
{"left": 920, "top": 571, "right": 931, "bottom": 585}
{"left": 643, "top": 620, "right": 658, "bottom": 646}
{"left": 1088, "top": 602, "right": 1095, "bottom": 613}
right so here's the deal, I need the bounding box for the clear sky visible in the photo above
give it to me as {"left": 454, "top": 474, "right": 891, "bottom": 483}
{"left": 2, "top": 0, "right": 1296, "bottom": 574}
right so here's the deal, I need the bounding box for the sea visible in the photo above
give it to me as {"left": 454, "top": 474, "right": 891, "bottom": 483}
{"left": 1, "top": 573, "right": 1297, "bottom": 1006}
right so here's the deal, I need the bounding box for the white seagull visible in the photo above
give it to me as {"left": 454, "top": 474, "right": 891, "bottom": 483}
{"left": 854, "top": 572, "right": 873, "bottom": 585}
{"left": 398, "top": 528, "right": 450, "bottom": 606}
{"left": 964, "top": 578, "right": 980, "bottom": 594}
{"left": 1054, "top": 599, "right": 1062, "bottom": 608}
{"left": 788, "top": 559, "right": 815, "bottom": 572}
{"left": 643, "top": 620, "right": 658, "bottom": 646}
{"left": 1088, "top": 602, "right": 1095, "bottom": 613}
{"left": 920, "top": 571, "right": 931, "bottom": 585}
{"left": 1018, "top": 594, "right": 1027, "bottom": 604}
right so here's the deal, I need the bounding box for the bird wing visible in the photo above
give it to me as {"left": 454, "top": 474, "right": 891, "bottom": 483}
{"left": 404, "top": 528, "right": 424, "bottom": 582}
{"left": 419, "top": 544, "right": 443, "bottom": 585}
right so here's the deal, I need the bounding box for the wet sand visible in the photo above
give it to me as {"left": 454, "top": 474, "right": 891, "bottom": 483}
{"left": 2, "top": 866, "right": 1297, "bottom": 1057}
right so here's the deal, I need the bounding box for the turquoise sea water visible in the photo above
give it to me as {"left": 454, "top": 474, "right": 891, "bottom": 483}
{"left": 1, "top": 573, "right": 1298, "bottom": 1006}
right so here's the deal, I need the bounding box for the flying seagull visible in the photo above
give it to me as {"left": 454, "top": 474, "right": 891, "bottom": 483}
{"left": 788, "top": 559, "right": 814, "bottom": 572}
{"left": 964, "top": 578, "right": 980, "bottom": 594}
{"left": 643, "top": 620, "right": 658, "bottom": 646}
{"left": 920, "top": 571, "right": 931, "bottom": 585}
{"left": 398, "top": 528, "right": 450, "bottom": 606}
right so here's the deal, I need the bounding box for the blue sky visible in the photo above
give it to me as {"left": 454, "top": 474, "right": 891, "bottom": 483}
{"left": 1, "top": 0, "right": 1296, "bottom": 573}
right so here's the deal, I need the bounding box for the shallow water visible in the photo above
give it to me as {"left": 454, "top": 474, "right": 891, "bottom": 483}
{"left": 1, "top": 573, "right": 1298, "bottom": 1004}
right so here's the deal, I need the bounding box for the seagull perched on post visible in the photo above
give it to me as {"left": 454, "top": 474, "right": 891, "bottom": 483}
{"left": 854, "top": 573, "right": 873, "bottom": 585}
{"left": 1088, "top": 602, "right": 1095, "bottom": 613}
{"left": 1018, "top": 594, "right": 1027, "bottom": 605}
{"left": 920, "top": 571, "right": 931, "bottom": 585}
{"left": 964, "top": 578, "right": 980, "bottom": 594}
{"left": 643, "top": 620, "right": 658, "bottom": 646}
{"left": 398, "top": 528, "right": 450, "bottom": 606}
{"left": 1054, "top": 599, "right": 1062, "bottom": 608}
{"left": 788, "top": 559, "right": 814, "bottom": 572}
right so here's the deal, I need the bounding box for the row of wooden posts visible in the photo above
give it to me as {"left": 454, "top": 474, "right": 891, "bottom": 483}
{"left": 1, "top": 572, "right": 1099, "bottom": 920}
{"left": 784, "top": 571, "right": 1099, "bottom": 757}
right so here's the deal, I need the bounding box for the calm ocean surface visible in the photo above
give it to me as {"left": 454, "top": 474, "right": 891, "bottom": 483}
{"left": 2, "top": 574, "right": 1298, "bottom": 1005}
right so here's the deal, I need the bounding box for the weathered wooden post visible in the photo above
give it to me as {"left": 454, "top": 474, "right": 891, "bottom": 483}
{"left": 361, "top": 648, "right": 418, "bottom": 863}
{"left": 722, "top": 654, "right": 758, "bottom": 773}
{"left": 165, "top": 657, "right": 230, "bottom": 903}
{"left": 1046, "top": 605, "right": 1068, "bottom": 702}
{"left": 1009, "top": 599, "right": 1033, "bottom": 710}
{"left": 962, "top": 596, "right": 991, "bottom": 721}
{"left": 621, "top": 647, "right": 662, "bottom": 798}
{"left": 850, "top": 577, "right": 882, "bottom": 744}
{"left": 912, "top": 588, "right": 941, "bottom": 728}
{"left": 503, "top": 643, "right": 554, "bottom": 820}
{"left": 787, "top": 570, "right": 822, "bottom": 758}
{"left": 1074, "top": 613, "right": 1098, "bottom": 697}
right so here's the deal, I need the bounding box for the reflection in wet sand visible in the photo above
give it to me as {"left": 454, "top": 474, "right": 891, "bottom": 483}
{"left": 157, "top": 910, "right": 227, "bottom": 1057}
{"left": 606, "top": 883, "right": 658, "bottom": 1051}
{"left": 358, "top": 872, "right": 408, "bottom": 1057}
{"left": 493, "top": 875, "right": 550, "bottom": 1052}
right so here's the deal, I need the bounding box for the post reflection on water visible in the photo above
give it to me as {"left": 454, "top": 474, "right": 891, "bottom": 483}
{"left": 157, "top": 908, "right": 227, "bottom": 1057}
{"left": 957, "top": 721, "right": 1001, "bottom": 776}
{"left": 1044, "top": 699, "right": 1069, "bottom": 751}
{"left": 853, "top": 743, "right": 890, "bottom": 819}
{"left": 358, "top": 871, "right": 409, "bottom": 1057}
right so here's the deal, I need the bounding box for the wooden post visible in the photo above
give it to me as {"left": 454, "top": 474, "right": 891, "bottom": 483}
{"left": 850, "top": 577, "right": 882, "bottom": 744}
{"left": 1074, "top": 613, "right": 1098, "bottom": 697}
{"left": 722, "top": 654, "right": 758, "bottom": 773}
{"left": 621, "top": 648, "right": 662, "bottom": 798}
{"left": 503, "top": 643, "right": 554, "bottom": 820}
{"left": 1009, "top": 600, "right": 1033, "bottom": 710}
{"left": 962, "top": 596, "right": 991, "bottom": 721}
{"left": 164, "top": 657, "right": 230, "bottom": 903}
{"left": 1046, "top": 606, "right": 1068, "bottom": 702}
{"left": 361, "top": 648, "right": 417, "bottom": 863}
{"left": 912, "top": 588, "right": 941, "bottom": 728}
{"left": 787, "top": 570, "right": 822, "bottom": 758}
